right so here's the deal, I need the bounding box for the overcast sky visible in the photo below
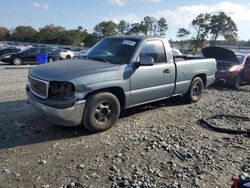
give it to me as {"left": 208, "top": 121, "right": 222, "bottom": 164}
{"left": 1, "top": 0, "right": 250, "bottom": 40}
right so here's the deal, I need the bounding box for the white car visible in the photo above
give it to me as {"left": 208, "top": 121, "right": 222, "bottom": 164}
{"left": 59, "top": 49, "right": 74, "bottom": 59}
{"left": 73, "top": 49, "right": 89, "bottom": 59}
{"left": 171, "top": 48, "right": 183, "bottom": 56}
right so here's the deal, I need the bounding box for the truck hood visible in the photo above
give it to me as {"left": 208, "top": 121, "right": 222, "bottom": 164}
{"left": 202, "top": 46, "right": 239, "bottom": 64}
{"left": 29, "top": 59, "right": 120, "bottom": 81}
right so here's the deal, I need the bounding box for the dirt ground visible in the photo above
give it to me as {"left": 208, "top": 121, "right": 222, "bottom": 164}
{"left": 0, "top": 62, "right": 250, "bottom": 188}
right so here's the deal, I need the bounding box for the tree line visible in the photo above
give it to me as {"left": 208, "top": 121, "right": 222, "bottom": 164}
{"left": 177, "top": 12, "right": 238, "bottom": 52}
{"left": 0, "top": 12, "right": 247, "bottom": 52}
{"left": 0, "top": 16, "right": 168, "bottom": 47}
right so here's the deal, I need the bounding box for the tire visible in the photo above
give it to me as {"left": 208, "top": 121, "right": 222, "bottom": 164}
{"left": 66, "top": 55, "right": 71, "bottom": 59}
{"left": 82, "top": 92, "right": 121, "bottom": 133}
{"left": 185, "top": 77, "right": 204, "bottom": 103}
{"left": 48, "top": 58, "right": 53, "bottom": 63}
{"left": 12, "top": 57, "right": 22, "bottom": 65}
{"left": 232, "top": 75, "right": 242, "bottom": 89}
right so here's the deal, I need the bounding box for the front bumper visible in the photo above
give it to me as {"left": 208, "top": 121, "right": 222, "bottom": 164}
{"left": 26, "top": 87, "right": 85, "bottom": 126}
{"left": 215, "top": 71, "right": 238, "bottom": 83}
{"left": 0, "top": 57, "right": 12, "bottom": 63}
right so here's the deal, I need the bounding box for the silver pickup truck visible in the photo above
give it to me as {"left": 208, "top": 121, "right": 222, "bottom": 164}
{"left": 26, "top": 36, "right": 216, "bottom": 132}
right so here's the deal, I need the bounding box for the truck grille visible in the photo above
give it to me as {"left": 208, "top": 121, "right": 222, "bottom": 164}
{"left": 28, "top": 75, "right": 49, "bottom": 99}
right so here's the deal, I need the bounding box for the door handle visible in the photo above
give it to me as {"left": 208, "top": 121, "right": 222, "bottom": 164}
{"left": 163, "top": 69, "right": 171, "bottom": 74}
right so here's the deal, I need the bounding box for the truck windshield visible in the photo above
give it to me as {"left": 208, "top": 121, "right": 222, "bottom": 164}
{"left": 87, "top": 38, "right": 139, "bottom": 64}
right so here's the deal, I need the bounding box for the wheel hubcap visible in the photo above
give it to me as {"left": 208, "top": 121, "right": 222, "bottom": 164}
{"left": 95, "top": 103, "right": 112, "bottom": 123}
{"left": 192, "top": 82, "right": 202, "bottom": 97}
{"left": 14, "top": 58, "right": 21, "bottom": 65}
{"left": 193, "top": 85, "right": 199, "bottom": 95}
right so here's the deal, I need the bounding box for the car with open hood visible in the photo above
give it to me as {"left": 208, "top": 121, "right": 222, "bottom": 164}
{"left": 202, "top": 46, "right": 250, "bottom": 89}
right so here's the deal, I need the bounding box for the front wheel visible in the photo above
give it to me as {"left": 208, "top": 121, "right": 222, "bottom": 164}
{"left": 12, "top": 57, "right": 22, "bottom": 65}
{"left": 185, "top": 77, "right": 204, "bottom": 103}
{"left": 82, "top": 92, "right": 120, "bottom": 133}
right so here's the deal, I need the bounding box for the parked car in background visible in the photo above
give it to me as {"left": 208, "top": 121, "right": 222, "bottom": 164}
{"left": 202, "top": 46, "right": 250, "bottom": 89}
{"left": 0, "top": 47, "right": 59, "bottom": 65}
{"left": 171, "top": 48, "right": 183, "bottom": 56}
{"left": 58, "top": 49, "right": 74, "bottom": 59}
{"left": 73, "top": 49, "right": 89, "bottom": 59}
{"left": 0, "top": 47, "right": 22, "bottom": 57}
{"left": 71, "top": 47, "right": 84, "bottom": 53}
{"left": 26, "top": 36, "right": 216, "bottom": 133}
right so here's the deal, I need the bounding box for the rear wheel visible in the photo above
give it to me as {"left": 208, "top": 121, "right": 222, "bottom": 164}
{"left": 48, "top": 58, "right": 53, "bottom": 63}
{"left": 82, "top": 92, "right": 120, "bottom": 133}
{"left": 185, "top": 77, "right": 204, "bottom": 103}
{"left": 13, "top": 57, "right": 22, "bottom": 65}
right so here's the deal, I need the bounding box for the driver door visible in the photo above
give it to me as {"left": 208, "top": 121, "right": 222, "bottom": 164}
{"left": 130, "top": 40, "right": 175, "bottom": 106}
{"left": 24, "top": 48, "right": 39, "bottom": 63}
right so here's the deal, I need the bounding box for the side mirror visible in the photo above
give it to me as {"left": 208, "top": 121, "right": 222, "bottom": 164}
{"left": 140, "top": 56, "right": 154, "bottom": 66}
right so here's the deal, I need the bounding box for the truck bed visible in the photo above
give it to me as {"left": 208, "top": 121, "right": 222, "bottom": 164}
{"left": 174, "top": 55, "right": 204, "bottom": 62}
{"left": 173, "top": 57, "right": 216, "bottom": 95}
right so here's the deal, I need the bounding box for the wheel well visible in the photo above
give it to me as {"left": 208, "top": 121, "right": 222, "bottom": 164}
{"left": 84, "top": 87, "right": 126, "bottom": 109}
{"left": 13, "top": 57, "right": 21, "bottom": 60}
{"left": 194, "top": 74, "right": 207, "bottom": 86}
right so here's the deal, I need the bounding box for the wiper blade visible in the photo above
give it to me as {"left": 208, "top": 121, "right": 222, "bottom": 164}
{"left": 90, "top": 56, "right": 111, "bottom": 64}
{"left": 81, "top": 55, "right": 89, "bottom": 60}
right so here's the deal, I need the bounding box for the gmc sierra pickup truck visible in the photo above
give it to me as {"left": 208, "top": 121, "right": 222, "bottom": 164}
{"left": 26, "top": 36, "right": 216, "bottom": 132}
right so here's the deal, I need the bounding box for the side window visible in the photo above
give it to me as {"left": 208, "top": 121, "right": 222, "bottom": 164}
{"left": 39, "top": 48, "right": 47, "bottom": 54}
{"left": 47, "top": 49, "right": 53, "bottom": 54}
{"left": 26, "top": 48, "right": 38, "bottom": 55}
{"left": 139, "top": 40, "right": 166, "bottom": 63}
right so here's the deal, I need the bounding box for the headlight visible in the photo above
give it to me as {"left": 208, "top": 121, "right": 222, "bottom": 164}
{"left": 229, "top": 65, "right": 238, "bottom": 72}
{"left": 49, "top": 81, "right": 75, "bottom": 99}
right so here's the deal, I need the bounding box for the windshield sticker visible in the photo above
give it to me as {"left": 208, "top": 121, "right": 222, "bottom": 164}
{"left": 122, "top": 40, "right": 136, "bottom": 46}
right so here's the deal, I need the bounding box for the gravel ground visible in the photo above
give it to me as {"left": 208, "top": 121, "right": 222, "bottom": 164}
{"left": 0, "top": 62, "right": 250, "bottom": 188}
